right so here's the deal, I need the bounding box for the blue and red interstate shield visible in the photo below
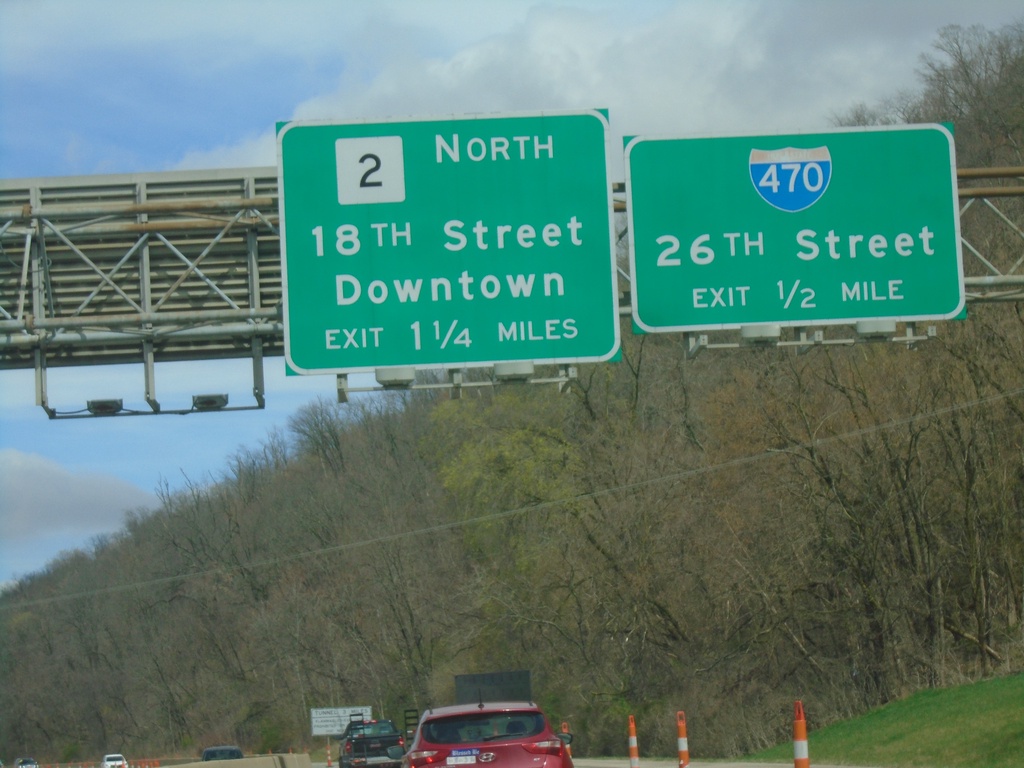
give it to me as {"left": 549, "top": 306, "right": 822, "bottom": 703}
{"left": 749, "top": 146, "right": 832, "bottom": 212}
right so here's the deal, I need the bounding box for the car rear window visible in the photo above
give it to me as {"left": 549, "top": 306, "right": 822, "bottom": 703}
{"left": 203, "top": 748, "right": 243, "bottom": 760}
{"left": 351, "top": 722, "right": 399, "bottom": 736}
{"left": 422, "top": 712, "right": 545, "bottom": 744}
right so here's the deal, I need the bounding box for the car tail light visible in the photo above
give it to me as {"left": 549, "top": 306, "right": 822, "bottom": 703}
{"left": 405, "top": 750, "right": 449, "bottom": 768}
{"left": 398, "top": 736, "right": 406, "bottom": 748}
{"left": 523, "top": 740, "right": 565, "bottom": 756}
{"left": 345, "top": 743, "right": 353, "bottom": 754}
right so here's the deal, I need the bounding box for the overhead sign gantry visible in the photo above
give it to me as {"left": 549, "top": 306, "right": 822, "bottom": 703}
{"left": 4, "top": 126, "right": 1021, "bottom": 417}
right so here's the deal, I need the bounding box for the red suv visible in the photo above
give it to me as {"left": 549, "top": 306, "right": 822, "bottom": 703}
{"left": 403, "top": 702, "right": 573, "bottom": 768}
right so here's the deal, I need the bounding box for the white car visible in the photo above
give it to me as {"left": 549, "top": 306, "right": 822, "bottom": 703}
{"left": 101, "top": 755, "right": 127, "bottom": 768}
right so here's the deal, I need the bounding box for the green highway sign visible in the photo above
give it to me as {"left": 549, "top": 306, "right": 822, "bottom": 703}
{"left": 625, "top": 125, "right": 964, "bottom": 332}
{"left": 277, "top": 111, "right": 619, "bottom": 374}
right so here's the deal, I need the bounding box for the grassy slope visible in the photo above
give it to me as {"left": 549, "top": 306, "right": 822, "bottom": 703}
{"left": 744, "top": 673, "right": 1024, "bottom": 768}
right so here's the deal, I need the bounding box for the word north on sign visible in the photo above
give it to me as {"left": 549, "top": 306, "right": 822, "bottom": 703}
{"left": 625, "top": 125, "right": 964, "bottom": 332}
{"left": 277, "top": 111, "right": 619, "bottom": 374}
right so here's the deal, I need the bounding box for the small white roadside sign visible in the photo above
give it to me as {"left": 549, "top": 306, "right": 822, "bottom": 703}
{"left": 311, "top": 706, "right": 372, "bottom": 736}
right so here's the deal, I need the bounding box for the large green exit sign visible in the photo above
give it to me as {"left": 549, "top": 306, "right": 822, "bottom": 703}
{"left": 277, "top": 111, "right": 619, "bottom": 374}
{"left": 625, "top": 125, "right": 964, "bottom": 332}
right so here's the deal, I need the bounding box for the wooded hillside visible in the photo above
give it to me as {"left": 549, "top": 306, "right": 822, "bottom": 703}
{"left": 2, "top": 21, "right": 1022, "bottom": 761}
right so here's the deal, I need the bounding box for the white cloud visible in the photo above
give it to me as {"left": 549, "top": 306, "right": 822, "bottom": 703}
{"left": 5, "top": 1, "right": 1021, "bottom": 178}
{"left": 0, "top": 448, "right": 160, "bottom": 581}
{"left": 0, "top": 444, "right": 153, "bottom": 581}
{"left": 172, "top": 131, "right": 279, "bottom": 171}
{"left": 269, "top": 0, "right": 1024, "bottom": 171}
{"left": 0, "top": 0, "right": 551, "bottom": 79}
{"left": 0, "top": 449, "right": 158, "bottom": 540}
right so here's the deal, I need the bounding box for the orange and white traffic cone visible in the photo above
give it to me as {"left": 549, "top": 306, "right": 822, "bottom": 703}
{"left": 628, "top": 715, "right": 640, "bottom": 768}
{"left": 793, "top": 701, "right": 810, "bottom": 768}
{"left": 327, "top": 740, "right": 332, "bottom": 768}
{"left": 676, "top": 711, "right": 689, "bottom": 768}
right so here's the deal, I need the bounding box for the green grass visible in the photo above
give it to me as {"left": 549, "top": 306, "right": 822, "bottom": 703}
{"left": 744, "top": 673, "right": 1024, "bottom": 768}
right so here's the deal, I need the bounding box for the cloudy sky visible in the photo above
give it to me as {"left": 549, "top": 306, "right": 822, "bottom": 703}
{"left": 1, "top": 0, "right": 1021, "bottom": 586}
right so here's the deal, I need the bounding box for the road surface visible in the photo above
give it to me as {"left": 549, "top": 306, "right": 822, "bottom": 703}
{"left": 315, "top": 757, "right": 882, "bottom": 768}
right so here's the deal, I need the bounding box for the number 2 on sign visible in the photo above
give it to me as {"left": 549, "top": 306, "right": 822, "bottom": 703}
{"left": 359, "top": 153, "right": 383, "bottom": 187}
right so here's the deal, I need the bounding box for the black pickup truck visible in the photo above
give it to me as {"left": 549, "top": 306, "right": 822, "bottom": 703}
{"left": 338, "top": 719, "right": 405, "bottom": 768}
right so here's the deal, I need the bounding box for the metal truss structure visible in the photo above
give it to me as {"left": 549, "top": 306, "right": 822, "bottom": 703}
{"left": 1, "top": 165, "right": 1022, "bottom": 417}
{"left": 0, "top": 168, "right": 281, "bottom": 417}
{"left": 957, "top": 167, "right": 1024, "bottom": 302}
